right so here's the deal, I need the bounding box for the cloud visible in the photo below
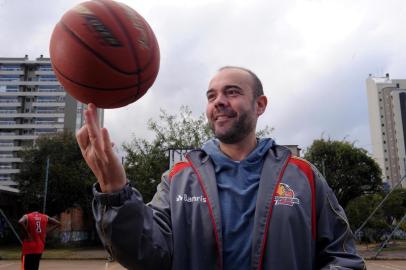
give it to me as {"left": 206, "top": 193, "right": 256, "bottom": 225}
{"left": 2, "top": 0, "right": 406, "bottom": 156}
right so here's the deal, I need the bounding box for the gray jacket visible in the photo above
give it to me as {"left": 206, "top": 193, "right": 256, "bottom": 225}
{"left": 93, "top": 144, "right": 366, "bottom": 270}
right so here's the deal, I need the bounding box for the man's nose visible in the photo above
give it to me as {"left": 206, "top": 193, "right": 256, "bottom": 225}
{"left": 214, "top": 93, "right": 227, "bottom": 107}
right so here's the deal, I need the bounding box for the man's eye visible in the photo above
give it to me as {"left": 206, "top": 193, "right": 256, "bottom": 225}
{"left": 226, "top": 89, "right": 239, "bottom": 95}
{"left": 207, "top": 94, "right": 216, "bottom": 101}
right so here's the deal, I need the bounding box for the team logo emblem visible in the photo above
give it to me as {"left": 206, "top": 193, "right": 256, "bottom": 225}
{"left": 274, "top": 183, "right": 300, "bottom": 206}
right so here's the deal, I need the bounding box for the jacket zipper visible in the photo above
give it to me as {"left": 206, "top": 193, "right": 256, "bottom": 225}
{"left": 186, "top": 156, "right": 223, "bottom": 270}
{"left": 257, "top": 154, "right": 291, "bottom": 270}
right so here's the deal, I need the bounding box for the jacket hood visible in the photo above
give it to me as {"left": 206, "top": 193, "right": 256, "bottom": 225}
{"left": 201, "top": 138, "right": 274, "bottom": 167}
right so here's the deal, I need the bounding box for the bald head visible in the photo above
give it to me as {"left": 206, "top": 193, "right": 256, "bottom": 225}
{"left": 218, "top": 66, "right": 264, "bottom": 99}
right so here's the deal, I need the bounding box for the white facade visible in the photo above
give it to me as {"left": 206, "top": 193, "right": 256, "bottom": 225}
{"left": 0, "top": 56, "right": 103, "bottom": 188}
{"left": 366, "top": 74, "right": 406, "bottom": 188}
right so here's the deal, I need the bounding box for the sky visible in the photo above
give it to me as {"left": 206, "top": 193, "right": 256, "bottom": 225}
{"left": 1, "top": 0, "right": 406, "bottom": 155}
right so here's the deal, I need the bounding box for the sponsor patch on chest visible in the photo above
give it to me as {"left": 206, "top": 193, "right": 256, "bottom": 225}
{"left": 176, "top": 193, "right": 207, "bottom": 203}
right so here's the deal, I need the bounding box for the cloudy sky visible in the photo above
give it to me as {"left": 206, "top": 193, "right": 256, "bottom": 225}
{"left": 1, "top": 0, "right": 405, "bottom": 155}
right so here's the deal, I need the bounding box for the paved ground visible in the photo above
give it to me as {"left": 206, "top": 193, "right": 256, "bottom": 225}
{"left": 1, "top": 260, "right": 406, "bottom": 269}
{"left": 0, "top": 259, "right": 125, "bottom": 270}
{"left": 366, "top": 260, "right": 406, "bottom": 270}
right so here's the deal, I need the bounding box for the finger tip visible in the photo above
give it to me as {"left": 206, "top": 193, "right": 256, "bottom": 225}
{"left": 87, "top": 103, "right": 95, "bottom": 110}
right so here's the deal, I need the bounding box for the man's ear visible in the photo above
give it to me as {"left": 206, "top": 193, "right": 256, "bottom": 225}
{"left": 256, "top": 95, "right": 267, "bottom": 116}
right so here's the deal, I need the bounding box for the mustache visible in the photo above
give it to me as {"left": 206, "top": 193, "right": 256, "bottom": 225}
{"left": 213, "top": 107, "right": 237, "bottom": 118}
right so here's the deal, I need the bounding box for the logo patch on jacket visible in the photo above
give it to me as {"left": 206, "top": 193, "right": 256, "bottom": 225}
{"left": 176, "top": 194, "right": 207, "bottom": 203}
{"left": 274, "top": 183, "right": 300, "bottom": 206}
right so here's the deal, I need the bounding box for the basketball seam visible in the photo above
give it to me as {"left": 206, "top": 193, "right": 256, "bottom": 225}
{"left": 98, "top": 0, "right": 158, "bottom": 76}
{"left": 104, "top": 76, "right": 154, "bottom": 107}
{"left": 59, "top": 21, "right": 140, "bottom": 76}
{"left": 52, "top": 63, "right": 155, "bottom": 91}
{"left": 96, "top": 0, "right": 141, "bottom": 98}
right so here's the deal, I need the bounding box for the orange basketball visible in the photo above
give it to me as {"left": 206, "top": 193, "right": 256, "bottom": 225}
{"left": 49, "top": 0, "right": 160, "bottom": 108}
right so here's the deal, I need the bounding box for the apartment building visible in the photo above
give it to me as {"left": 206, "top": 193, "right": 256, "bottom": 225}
{"left": 0, "top": 55, "right": 103, "bottom": 188}
{"left": 366, "top": 73, "right": 406, "bottom": 188}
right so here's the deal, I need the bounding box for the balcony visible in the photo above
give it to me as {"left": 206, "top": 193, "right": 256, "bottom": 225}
{"left": 32, "top": 102, "right": 65, "bottom": 107}
{"left": 0, "top": 70, "right": 24, "bottom": 75}
{"left": 0, "top": 91, "right": 65, "bottom": 97}
{"left": 0, "top": 157, "right": 22, "bottom": 162}
{"left": 0, "top": 146, "right": 23, "bottom": 151}
{"left": 0, "top": 112, "right": 64, "bottom": 118}
{"left": 34, "top": 70, "right": 54, "bottom": 75}
{"left": 0, "top": 81, "right": 60, "bottom": 86}
{"left": 0, "top": 123, "right": 64, "bottom": 129}
{"left": 0, "top": 101, "right": 21, "bottom": 107}
{"left": 0, "top": 168, "right": 19, "bottom": 174}
{"left": 0, "top": 134, "right": 38, "bottom": 140}
{"left": 0, "top": 180, "right": 19, "bottom": 187}
{"left": 0, "top": 110, "right": 18, "bottom": 114}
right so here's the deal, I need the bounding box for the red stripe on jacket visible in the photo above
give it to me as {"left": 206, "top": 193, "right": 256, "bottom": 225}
{"left": 258, "top": 155, "right": 291, "bottom": 270}
{"left": 289, "top": 157, "right": 317, "bottom": 240}
{"left": 168, "top": 162, "right": 191, "bottom": 181}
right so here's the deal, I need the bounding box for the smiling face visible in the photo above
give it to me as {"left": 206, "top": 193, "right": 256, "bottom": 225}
{"left": 206, "top": 67, "right": 267, "bottom": 144}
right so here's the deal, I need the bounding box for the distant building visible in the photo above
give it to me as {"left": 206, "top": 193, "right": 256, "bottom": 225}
{"left": 366, "top": 73, "right": 406, "bottom": 188}
{"left": 283, "top": 145, "right": 301, "bottom": 157}
{"left": 0, "top": 55, "right": 104, "bottom": 189}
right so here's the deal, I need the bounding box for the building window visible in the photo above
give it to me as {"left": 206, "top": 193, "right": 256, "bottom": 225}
{"left": 38, "top": 64, "right": 53, "bottom": 71}
{"left": 0, "top": 65, "right": 21, "bottom": 71}
{"left": 0, "top": 75, "right": 20, "bottom": 81}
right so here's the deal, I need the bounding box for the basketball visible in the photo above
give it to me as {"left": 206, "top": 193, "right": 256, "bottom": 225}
{"left": 49, "top": 0, "right": 160, "bottom": 108}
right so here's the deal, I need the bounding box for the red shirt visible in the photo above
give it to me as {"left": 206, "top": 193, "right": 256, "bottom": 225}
{"left": 22, "top": 212, "right": 48, "bottom": 255}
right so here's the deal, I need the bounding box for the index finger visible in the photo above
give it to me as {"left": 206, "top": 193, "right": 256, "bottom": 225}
{"left": 85, "top": 103, "right": 100, "bottom": 129}
{"left": 84, "top": 103, "right": 104, "bottom": 156}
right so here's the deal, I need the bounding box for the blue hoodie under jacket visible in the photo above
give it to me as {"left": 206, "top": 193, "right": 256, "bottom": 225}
{"left": 202, "top": 138, "right": 273, "bottom": 270}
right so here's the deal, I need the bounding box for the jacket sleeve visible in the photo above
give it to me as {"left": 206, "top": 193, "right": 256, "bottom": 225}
{"left": 313, "top": 167, "right": 366, "bottom": 270}
{"left": 92, "top": 172, "right": 173, "bottom": 270}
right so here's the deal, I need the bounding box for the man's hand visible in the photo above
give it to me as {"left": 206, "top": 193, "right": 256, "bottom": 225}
{"left": 76, "top": 103, "right": 127, "bottom": 193}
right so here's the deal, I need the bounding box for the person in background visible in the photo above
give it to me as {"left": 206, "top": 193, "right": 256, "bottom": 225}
{"left": 19, "top": 211, "right": 60, "bottom": 270}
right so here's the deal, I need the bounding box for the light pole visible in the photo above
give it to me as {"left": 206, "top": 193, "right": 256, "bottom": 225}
{"left": 42, "top": 156, "right": 50, "bottom": 214}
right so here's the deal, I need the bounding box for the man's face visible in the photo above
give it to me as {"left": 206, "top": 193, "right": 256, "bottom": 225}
{"left": 206, "top": 68, "right": 260, "bottom": 144}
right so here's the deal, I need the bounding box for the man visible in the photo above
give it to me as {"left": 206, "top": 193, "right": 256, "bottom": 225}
{"left": 19, "top": 211, "right": 60, "bottom": 270}
{"left": 77, "top": 66, "right": 366, "bottom": 269}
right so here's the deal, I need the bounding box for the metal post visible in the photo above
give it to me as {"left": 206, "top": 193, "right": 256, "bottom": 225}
{"left": 373, "top": 213, "right": 406, "bottom": 259}
{"left": 0, "top": 208, "right": 22, "bottom": 244}
{"left": 42, "top": 156, "right": 50, "bottom": 214}
{"left": 355, "top": 175, "right": 406, "bottom": 237}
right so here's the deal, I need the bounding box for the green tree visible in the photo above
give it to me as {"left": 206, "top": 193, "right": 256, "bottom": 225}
{"left": 381, "top": 188, "right": 406, "bottom": 223}
{"left": 15, "top": 131, "right": 96, "bottom": 216}
{"left": 124, "top": 106, "right": 272, "bottom": 202}
{"left": 304, "top": 138, "right": 382, "bottom": 207}
{"left": 346, "top": 194, "right": 387, "bottom": 242}
{"left": 124, "top": 106, "right": 213, "bottom": 202}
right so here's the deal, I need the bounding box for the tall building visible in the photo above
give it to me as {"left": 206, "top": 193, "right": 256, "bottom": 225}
{"left": 366, "top": 73, "right": 406, "bottom": 188}
{"left": 0, "top": 55, "right": 103, "bottom": 189}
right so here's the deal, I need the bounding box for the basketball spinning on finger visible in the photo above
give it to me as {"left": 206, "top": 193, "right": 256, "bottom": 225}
{"left": 49, "top": 0, "right": 160, "bottom": 109}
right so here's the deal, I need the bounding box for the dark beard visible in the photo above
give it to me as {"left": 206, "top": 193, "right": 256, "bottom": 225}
{"left": 209, "top": 109, "right": 256, "bottom": 144}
